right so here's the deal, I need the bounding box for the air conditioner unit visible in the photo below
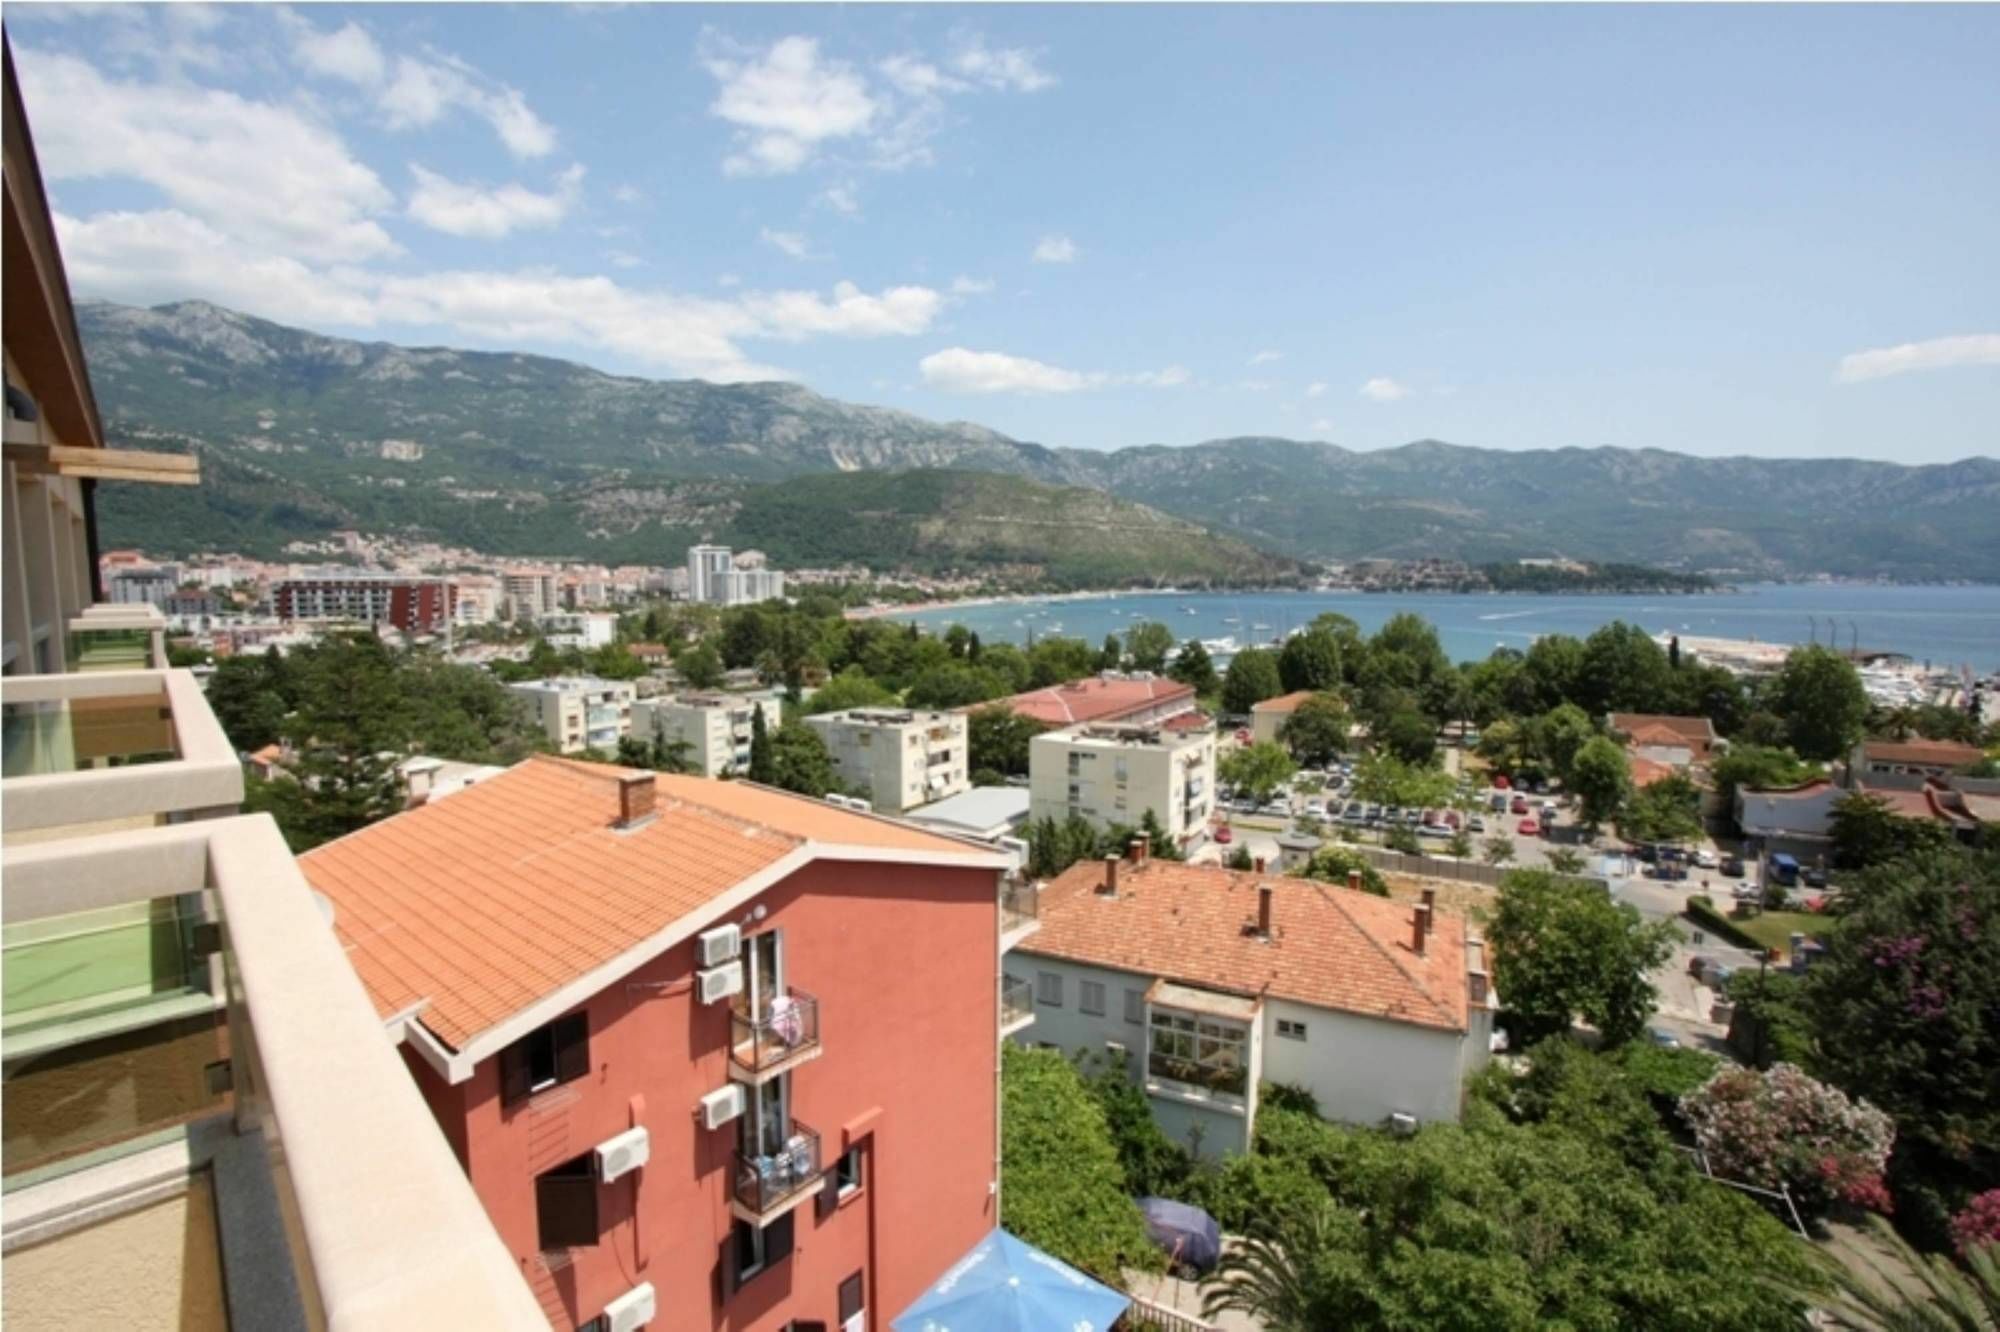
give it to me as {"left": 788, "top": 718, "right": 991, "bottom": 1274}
{"left": 697, "top": 923, "right": 741, "bottom": 968}
{"left": 602, "top": 1280, "right": 656, "bottom": 1332}
{"left": 595, "top": 1126, "right": 649, "bottom": 1184}
{"left": 697, "top": 961, "right": 743, "bottom": 1005}
{"left": 699, "top": 1084, "right": 745, "bottom": 1131}
{"left": 1389, "top": 1111, "right": 1419, "bottom": 1136}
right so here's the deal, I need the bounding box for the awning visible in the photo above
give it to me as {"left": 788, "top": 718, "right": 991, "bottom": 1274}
{"left": 892, "top": 1227, "right": 1129, "bottom": 1332}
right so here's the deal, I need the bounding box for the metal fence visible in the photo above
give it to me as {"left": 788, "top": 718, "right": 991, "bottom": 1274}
{"left": 1344, "top": 843, "right": 1607, "bottom": 893}
{"left": 1118, "top": 1294, "right": 1220, "bottom": 1332}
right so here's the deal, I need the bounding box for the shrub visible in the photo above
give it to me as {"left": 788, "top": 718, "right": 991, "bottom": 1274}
{"left": 1679, "top": 1062, "right": 1896, "bottom": 1214}
{"left": 1950, "top": 1189, "right": 2000, "bottom": 1258}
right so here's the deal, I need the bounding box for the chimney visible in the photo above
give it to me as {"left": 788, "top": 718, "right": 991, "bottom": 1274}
{"left": 1128, "top": 836, "right": 1148, "bottom": 865}
{"left": 616, "top": 772, "right": 657, "bottom": 829}
{"left": 1421, "top": 887, "right": 1436, "bottom": 916}
{"left": 1347, "top": 869, "right": 1362, "bottom": 894}
{"left": 1411, "top": 904, "right": 1430, "bottom": 955}
{"left": 1257, "top": 884, "right": 1274, "bottom": 938}
{"left": 1253, "top": 855, "right": 1267, "bottom": 873}
{"left": 1100, "top": 854, "right": 1120, "bottom": 897}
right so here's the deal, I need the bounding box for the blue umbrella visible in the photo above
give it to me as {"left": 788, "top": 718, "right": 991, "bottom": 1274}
{"left": 1138, "top": 1197, "right": 1221, "bottom": 1274}
{"left": 892, "top": 1228, "right": 1131, "bottom": 1332}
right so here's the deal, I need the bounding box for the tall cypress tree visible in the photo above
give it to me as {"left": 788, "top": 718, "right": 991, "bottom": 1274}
{"left": 747, "top": 706, "right": 776, "bottom": 783}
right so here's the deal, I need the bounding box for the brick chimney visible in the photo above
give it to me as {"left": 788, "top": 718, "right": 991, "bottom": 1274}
{"left": 1257, "top": 884, "right": 1274, "bottom": 938}
{"left": 1128, "top": 836, "right": 1149, "bottom": 865}
{"left": 1347, "top": 869, "right": 1362, "bottom": 894}
{"left": 616, "top": 772, "right": 656, "bottom": 830}
{"left": 1421, "top": 887, "right": 1437, "bottom": 917}
{"left": 1410, "top": 904, "right": 1430, "bottom": 955}
{"left": 1100, "top": 854, "right": 1120, "bottom": 897}
{"left": 1253, "top": 855, "right": 1267, "bottom": 873}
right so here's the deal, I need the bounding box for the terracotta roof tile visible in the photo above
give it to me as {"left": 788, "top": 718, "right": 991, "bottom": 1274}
{"left": 1020, "top": 859, "right": 1469, "bottom": 1032}
{"left": 1628, "top": 755, "right": 1679, "bottom": 788}
{"left": 986, "top": 675, "right": 1194, "bottom": 727}
{"left": 1251, "top": 690, "right": 1317, "bottom": 715}
{"left": 301, "top": 755, "right": 986, "bottom": 1050}
{"left": 1860, "top": 739, "right": 1985, "bottom": 768}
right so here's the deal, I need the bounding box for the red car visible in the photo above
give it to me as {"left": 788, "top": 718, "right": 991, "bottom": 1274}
{"left": 1213, "top": 825, "right": 1234, "bottom": 845}
{"left": 1511, "top": 795, "right": 1530, "bottom": 815}
{"left": 1234, "top": 729, "right": 1252, "bottom": 744}
{"left": 1492, "top": 774, "right": 1512, "bottom": 790}
{"left": 1517, "top": 817, "right": 1541, "bottom": 837}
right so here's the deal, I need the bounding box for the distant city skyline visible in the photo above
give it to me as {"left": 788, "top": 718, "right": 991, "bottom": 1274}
{"left": 9, "top": 3, "right": 1997, "bottom": 463}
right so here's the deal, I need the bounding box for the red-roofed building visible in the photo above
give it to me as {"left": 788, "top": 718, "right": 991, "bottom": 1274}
{"left": 1607, "top": 713, "right": 1719, "bottom": 765}
{"left": 301, "top": 755, "right": 1016, "bottom": 1332}
{"left": 1010, "top": 848, "right": 1494, "bottom": 1156}
{"left": 1250, "top": 690, "right": 1317, "bottom": 745}
{"left": 982, "top": 671, "right": 1195, "bottom": 728}
{"left": 1852, "top": 737, "right": 1985, "bottom": 780}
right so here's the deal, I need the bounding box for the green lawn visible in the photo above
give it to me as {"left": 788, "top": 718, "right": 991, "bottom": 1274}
{"left": 1729, "top": 909, "right": 1835, "bottom": 957}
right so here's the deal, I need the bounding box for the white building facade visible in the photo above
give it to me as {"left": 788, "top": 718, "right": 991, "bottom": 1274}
{"left": 1028, "top": 721, "right": 1217, "bottom": 849}
{"left": 506, "top": 676, "right": 635, "bottom": 754}
{"left": 628, "top": 690, "right": 783, "bottom": 777}
{"left": 806, "top": 708, "right": 970, "bottom": 813}
{"left": 542, "top": 610, "right": 619, "bottom": 651}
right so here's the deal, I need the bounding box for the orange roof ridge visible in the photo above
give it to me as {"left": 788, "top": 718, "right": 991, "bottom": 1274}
{"left": 1305, "top": 877, "right": 1459, "bottom": 1028}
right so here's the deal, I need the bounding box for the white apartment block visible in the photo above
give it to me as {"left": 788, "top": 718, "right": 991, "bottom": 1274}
{"left": 628, "top": 690, "right": 784, "bottom": 777}
{"left": 723, "top": 567, "right": 786, "bottom": 605}
{"left": 1028, "top": 720, "right": 1218, "bottom": 849}
{"left": 506, "top": 676, "right": 635, "bottom": 755}
{"left": 542, "top": 610, "right": 619, "bottom": 651}
{"left": 453, "top": 575, "right": 502, "bottom": 625}
{"left": 806, "top": 708, "right": 970, "bottom": 813}
{"left": 107, "top": 564, "right": 179, "bottom": 609}
{"left": 685, "top": 544, "right": 786, "bottom": 607}
{"left": 501, "top": 569, "right": 559, "bottom": 619}
{"left": 686, "top": 544, "right": 733, "bottom": 604}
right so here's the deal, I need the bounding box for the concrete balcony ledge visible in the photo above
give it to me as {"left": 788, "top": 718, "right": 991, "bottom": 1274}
{"left": 2, "top": 818, "right": 547, "bottom": 1330}
{"left": 2, "top": 669, "right": 242, "bottom": 836}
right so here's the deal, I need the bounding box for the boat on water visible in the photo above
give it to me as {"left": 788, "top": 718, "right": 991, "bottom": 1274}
{"left": 1251, "top": 622, "right": 1271, "bottom": 631}
{"left": 1221, "top": 616, "right": 1242, "bottom": 625}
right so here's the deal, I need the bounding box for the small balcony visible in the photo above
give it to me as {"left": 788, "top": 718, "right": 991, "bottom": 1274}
{"left": 1000, "top": 876, "right": 1040, "bottom": 949}
{"left": 728, "top": 990, "right": 822, "bottom": 1084}
{"left": 732, "top": 1119, "right": 824, "bottom": 1223}
{"left": 1001, "top": 975, "right": 1035, "bottom": 1036}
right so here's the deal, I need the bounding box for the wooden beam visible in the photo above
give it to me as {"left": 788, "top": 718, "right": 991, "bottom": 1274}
{"left": 3, "top": 441, "right": 200, "bottom": 486}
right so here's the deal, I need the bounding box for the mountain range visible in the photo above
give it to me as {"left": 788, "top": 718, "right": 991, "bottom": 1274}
{"left": 80, "top": 300, "right": 2000, "bottom": 581}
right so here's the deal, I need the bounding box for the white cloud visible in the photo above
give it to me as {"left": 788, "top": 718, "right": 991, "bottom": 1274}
{"left": 918, "top": 347, "right": 1187, "bottom": 394}
{"left": 1310, "top": 418, "right": 1335, "bottom": 434}
{"left": 818, "top": 181, "right": 861, "bottom": 215}
{"left": 1305, "top": 381, "right": 1328, "bottom": 398}
{"left": 1836, "top": 334, "right": 2000, "bottom": 383}
{"left": 878, "top": 54, "right": 961, "bottom": 98}
{"left": 1032, "top": 234, "right": 1078, "bottom": 264}
{"left": 1248, "top": 349, "right": 1283, "bottom": 365}
{"left": 703, "top": 35, "right": 876, "bottom": 177}
{"left": 606, "top": 251, "right": 643, "bottom": 270}
{"left": 759, "top": 228, "right": 812, "bottom": 259}
{"left": 16, "top": 49, "right": 397, "bottom": 263}
{"left": 950, "top": 37, "right": 1055, "bottom": 92}
{"left": 1360, "top": 376, "right": 1410, "bottom": 402}
{"left": 741, "top": 282, "right": 942, "bottom": 341}
{"left": 611, "top": 184, "right": 643, "bottom": 205}
{"left": 289, "top": 18, "right": 385, "bottom": 86}
{"left": 407, "top": 164, "right": 584, "bottom": 239}
{"left": 950, "top": 275, "right": 996, "bottom": 296}
{"left": 283, "top": 14, "right": 557, "bottom": 159}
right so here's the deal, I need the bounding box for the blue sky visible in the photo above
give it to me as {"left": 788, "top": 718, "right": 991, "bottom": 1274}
{"left": 10, "top": 3, "right": 1997, "bottom": 463}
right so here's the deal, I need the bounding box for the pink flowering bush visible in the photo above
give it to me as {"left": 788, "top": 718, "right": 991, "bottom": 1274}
{"left": 1950, "top": 1189, "right": 2000, "bottom": 1256}
{"left": 1678, "top": 1063, "right": 1895, "bottom": 1214}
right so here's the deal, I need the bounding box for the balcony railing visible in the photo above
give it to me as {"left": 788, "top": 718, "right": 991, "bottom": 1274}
{"left": 1001, "top": 975, "right": 1034, "bottom": 1033}
{"left": 1, "top": 669, "right": 242, "bottom": 835}
{"left": 728, "top": 989, "right": 822, "bottom": 1081}
{"left": 1, "top": 816, "right": 546, "bottom": 1328}
{"left": 1000, "top": 876, "right": 1039, "bottom": 939}
{"left": 732, "top": 1119, "right": 823, "bottom": 1220}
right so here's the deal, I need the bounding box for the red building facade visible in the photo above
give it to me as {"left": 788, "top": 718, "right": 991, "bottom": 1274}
{"left": 272, "top": 570, "right": 456, "bottom": 634}
{"left": 302, "top": 758, "right": 1009, "bottom": 1331}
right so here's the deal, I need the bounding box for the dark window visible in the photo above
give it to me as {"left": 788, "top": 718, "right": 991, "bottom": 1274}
{"left": 839, "top": 1271, "right": 865, "bottom": 1323}
{"left": 731, "top": 1212, "right": 795, "bottom": 1288}
{"left": 535, "top": 1153, "right": 598, "bottom": 1249}
{"left": 836, "top": 1146, "right": 864, "bottom": 1197}
{"left": 500, "top": 1011, "right": 589, "bottom": 1106}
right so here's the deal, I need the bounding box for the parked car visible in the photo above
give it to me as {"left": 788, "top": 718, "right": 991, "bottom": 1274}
{"left": 1803, "top": 866, "right": 1830, "bottom": 889}
{"left": 1517, "top": 817, "right": 1541, "bottom": 837}
{"left": 1688, "top": 954, "right": 1718, "bottom": 977}
{"left": 1511, "top": 795, "right": 1531, "bottom": 815}
{"left": 1733, "top": 883, "right": 1761, "bottom": 903}
{"left": 1212, "top": 825, "right": 1233, "bottom": 845}
{"left": 1769, "top": 853, "right": 1801, "bottom": 887}
{"left": 1234, "top": 728, "right": 1252, "bottom": 744}
{"left": 1303, "top": 800, "right": 1329, "bottom": 819}
{"left": 1469, "top": 815, "right": 1487, "bottom": 833}
{"left": 1719, "top": 854, "right": 1745, "bottom": 877}
{"left": 1647, "top": 1027, "right": 1682, "bottom": 1049}
{"left": 1489, "top": 793, "right": 1510, "bottom": 813}
{"left": 1441, "top": 809, "right": 1463, "bottom": 830}
{"left": 1492, "top": 774, "right": 1512, "bottom": 790}
{"left": 1417, "top": 822, "right": 1451, "bottom": 839}
{"left": 1691, "top": 848, "right": 1718, "bottom": 870}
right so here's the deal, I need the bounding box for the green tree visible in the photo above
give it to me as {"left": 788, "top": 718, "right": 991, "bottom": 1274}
{"left": 614, "top": 734, "right": 695, "bottom": 774}
{"left": 904, "top": 664, "right": 1008, "bottom": 709}
{"left": 1096, "top": 633, "right": 1124, "bottom": 672}
{"left": 942, "top": 623, "right": 972, "bottom": 659}
{"left": 1000, "top": 1045, "right": 1162, "bottom": 1282}
{"left": 1138, "top": 808, "right": 1185, "bottom": 861}
{"left": 1202, "top": 1200, "right": 1354, "bottom": 1332}
{"left": 205, "top": 653, "right": 291, "bottom": 751}
{"left": 1771, "top": 644, "right": 1870, "bottom": 761}
{"left": 1576, "top": 621, "right": 1674, "bottom": 715}
{"left": 1384, "top": 824, "right": 1421, "bottom": 853}
{"left": 1488, "top": 868, "right": 1677, "bottom": 1046}
{"left": 587, "top": 642, "right": 646, "bottom": 681}
{"left": 1765, "top": 1213, "right": 2000, "bottom": 1332}
{"left": 1295, "top": 846, "right": 1388, "bottom": 896}
{"left": 1221, "top": 648, "right": 1283, "bottom": 716}
{"left": 274, "top": 635, "right": 410, "bottom": 851}
{"left": 1830, "top": 790, "right": 1951, "bottom": 869}
{"left": 1618, "top": 771, "right": 1705, "bottom": 846}
{"left": 676, "top": 640, "right": 725, "bottom": 689}
{"left": 717, "top": 605, "right": 775, "bottom": 669}
{"left": 1447, "top": 827, "right": 1474, "bottom": 859}
{"left": 1124, "top": 620, "right": 1176, "bottom": 672}
{"left": 967, "top": 705, "right": 1047, "bottom": 781}
{"left": 1351, "top": 753, "right": 1457, "bottom": 809}
{"left": 1168, "top": 638, "right": 1220, "bottom": 696}
{"left": 803, "top": 666, "right": 897, "bottom": 715}
{"left": 1024, "top": 813, "right": 1110, "bottom": 878}
{"left": 747, "top": 706, "right": 775, "bottom": 783}
{"left": 1483, "top": 834, "right": 1517, "bottom": 865}
{"left": 1546, "top": 847, "right": 1589, "bottom": 875}
{"left": 1568, "top": 735, "right": 1634, "bottom": 831}
{"left": 1520, "top": 634, "right": 1587, "bottom": 713}
{"left": 1277, "top": 628, "right": 1342, "bottom": 694}
{"left": 1807, "top": 846, "right": 2000, "bottom": 1237}
{"left": 1534, "top": 703, "right": 1598, "bottom": 785}
{"left": 1378, "top": 709, "right": 1438, "bottom": 765}
{"left": 767, "top": 720, "right": 836, "bottom": 796}
{"left": 1277, "top": 693, "right": 1351, "bottom": 766}
{"left": 1221, "top": 741, "right": 1296, "bottom": 803}
{"left": 1026, "top": 636, "right": 1097, "bottom": 688}
{"left": 1475, "top": 717, "right": 1527, "bottom": 772}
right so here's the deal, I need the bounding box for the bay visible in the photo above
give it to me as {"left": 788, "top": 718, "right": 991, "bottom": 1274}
{"left": 882, "top": 583, "right": 2000, "bottom": 674}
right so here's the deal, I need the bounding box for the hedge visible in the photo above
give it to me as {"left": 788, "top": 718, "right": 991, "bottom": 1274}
{"left": 1685, "top": 894, "right": 1769, "bottom": 955}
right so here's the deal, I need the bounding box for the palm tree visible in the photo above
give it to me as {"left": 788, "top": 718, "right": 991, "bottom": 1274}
{"left": 1200, "top": 1203, "right": 1343, "bottom": 1331}
{"left": 1764, "top": 1217, "right": 1999, "bottom": 1330}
